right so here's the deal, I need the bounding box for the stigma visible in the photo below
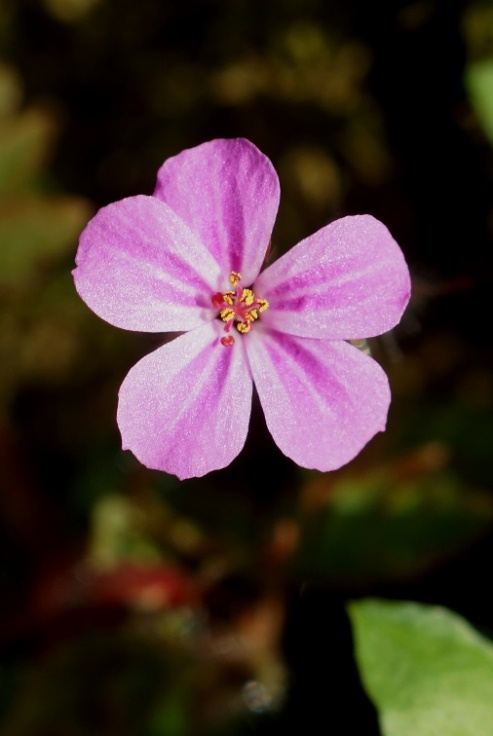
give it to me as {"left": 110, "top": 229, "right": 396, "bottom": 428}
{"left": 212, "top": 272, "right": 269, "bottom": 346}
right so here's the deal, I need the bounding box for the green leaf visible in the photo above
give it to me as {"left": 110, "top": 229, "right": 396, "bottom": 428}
{"left": 349, "top": 599, "right": 493, "bottom": 736}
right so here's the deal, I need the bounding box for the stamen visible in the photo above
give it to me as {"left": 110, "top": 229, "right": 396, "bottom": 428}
{"left": 214, "top": 272, "right": 270, "bottom": 346}
{"left": 240, "top": 288, "right": 254, "bottom": 306}
{"left": 220, "top": 307, "right": 235, "bottom": 323}
{"left": 236, "top": 322, "right": 251, "bottom": 334}
{"left": 212, "top": 292, "right": 225, "bottom": 308}
{"left": 229, "top": 271, "right": 242, "bottom": 286}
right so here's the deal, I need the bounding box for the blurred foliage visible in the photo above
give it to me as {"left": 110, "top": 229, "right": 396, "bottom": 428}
{"left": 463, "top": 3, "right": 493, "bottom": 146}
{"left": 296, "top": 447, "right": 493, "bottom": 589}
{"left": 465, "top": 58, "right": 493, "bottom": 146}
{"left": 0, "top": 61, "right": 91, "bottom": 409}
{"left": 0, "top": 0, "right": 493, "bottom": 734}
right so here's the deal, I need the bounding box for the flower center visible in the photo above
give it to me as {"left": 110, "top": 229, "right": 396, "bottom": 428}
{"left": 211, "top": 271, "right": 269, "bottom": 347}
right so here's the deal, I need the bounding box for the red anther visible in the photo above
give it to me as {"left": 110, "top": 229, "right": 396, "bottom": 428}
{"left": 221, "top": 335, "right": 235, "bottom": 347}
{"left": 212, "top": 292, "right": 225, "bottom": 308}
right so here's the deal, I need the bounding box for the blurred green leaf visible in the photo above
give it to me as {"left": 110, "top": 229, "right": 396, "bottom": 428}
{"left": 465, "top": 57, "right": 493, "bottom": 147}
{"left": 295, "top": 457, "right": 493, "bottom": 589}
{"left": 0, "top": 62, "right": 22, "bottom": 118}
{"left": 149, "top": 687, "right": 191, "bottom": 736}
{"left": 0, "top": 108, "right": 55, "bottom": 192}
{"left": 0, "top": 195, "right": 91, "bottom": 289}
{"left": 349, "top": 599, "right": 493, "bottom": 736}
{"left": 89, "top": 493, "right": 163, "bottom": 567}
{"left": 395, "top": 401, "right": 493, "bottom": 488}
{"left": 0, "top": 629, "right": 188, "bottom": 736}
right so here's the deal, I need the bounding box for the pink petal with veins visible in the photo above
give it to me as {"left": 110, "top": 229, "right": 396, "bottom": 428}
{"left": 74, "top": 195, "right": 221, "bottom": 333}
{"left": 117, "top": 324, "right": 252, "bottom": 479}
{"left": 154, "top": 138, "right": 280, "bottom": 286}
{"left": 246, "top": 329, "right": 391, "bottom": 471}
{"left": 256, "top": 215, "right": 411, "bottom": 340}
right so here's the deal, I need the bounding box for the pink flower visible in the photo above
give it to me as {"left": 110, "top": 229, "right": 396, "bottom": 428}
{"left": 73, "top": 138, "right": 410, "bottom": 480}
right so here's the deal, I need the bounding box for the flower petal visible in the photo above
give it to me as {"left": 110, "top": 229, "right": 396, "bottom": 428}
{"left": 73, "top": 195, "right": 222, "bottom": 332}
{"left": 117, "top": 324, "right": 252, "bottom": 479}
{"left": 255, "top": 215, "right": 411, "bottom": 340}
{"left": 246, "top": 329, "right": 390, "bottom": 472}
{"left": 154, "top": 138, "right": 280, "bottom": 285}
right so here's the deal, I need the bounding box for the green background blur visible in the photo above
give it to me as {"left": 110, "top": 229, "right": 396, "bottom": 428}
{"left": 1, "top": 0, "right": 493, "bottom": 733}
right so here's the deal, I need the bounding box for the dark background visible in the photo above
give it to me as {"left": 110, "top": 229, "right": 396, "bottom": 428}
{"left": 0, "top": 0, "right": 492, "bottom": 733}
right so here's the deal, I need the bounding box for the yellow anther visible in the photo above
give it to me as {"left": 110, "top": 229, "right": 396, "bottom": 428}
{"left": 245, "top": 309, "right": 258, "bottom": 322}
{"left": 223, "top": 292, "right": 234, "bottom": 306}
{"left": 257, "top": 298, "right": 269, "bottom": 313}
{"left": 236, "top": 321, "right": 251, "bottom": 334}
{"left": 240, "top": 288, "right": 254, "bottom": 306}
{"left": 229, "top": 271, "right": 242, "bottom": 286}
{"left": 220, "top": 307, "right": 235, "bottom": 322}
